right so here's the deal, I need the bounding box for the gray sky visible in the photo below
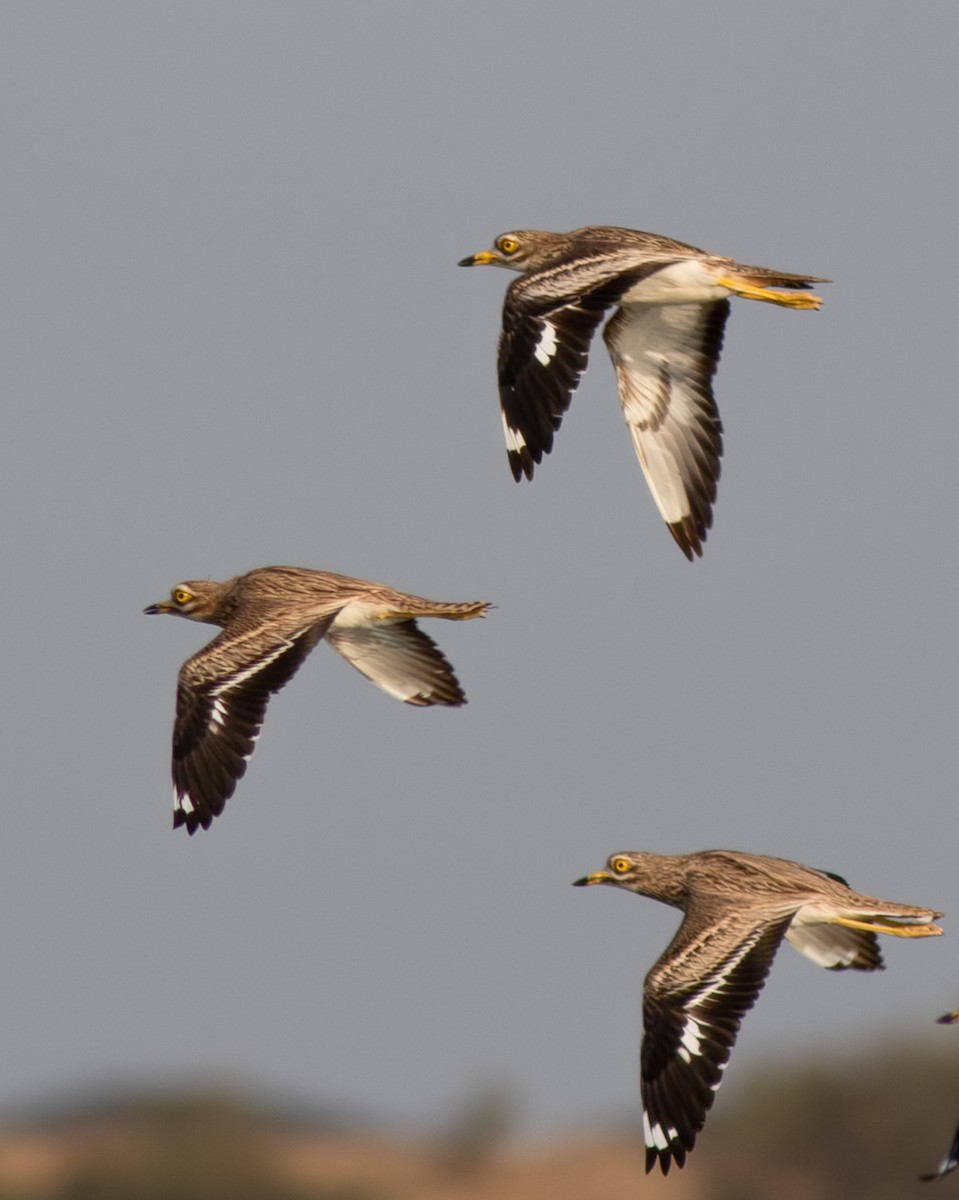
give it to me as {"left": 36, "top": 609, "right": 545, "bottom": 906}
{"left": 1, "top": 1, "right": 957, "bottom": 1135}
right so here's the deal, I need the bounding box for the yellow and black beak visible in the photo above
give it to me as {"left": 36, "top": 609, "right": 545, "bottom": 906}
{"left": 573, "top": 871, "right": 613, "bottom": 887}
{"left": 143, "top": 600, "right": 174, "bottom": 615}
{"left": 458, "top": 249, "right": 500, "bottom": 267}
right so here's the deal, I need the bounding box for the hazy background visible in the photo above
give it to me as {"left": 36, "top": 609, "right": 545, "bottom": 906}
{"left": 0, "top": 1, "right": 957, "bottom": 1140}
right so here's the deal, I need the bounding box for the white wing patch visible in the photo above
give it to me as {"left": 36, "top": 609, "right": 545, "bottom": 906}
{"left": 643, "top": 1111, "right": 679, "bottom": 1152}
{"left": 173, "top": 633, "right": 310, "bottom": 823}
{"left": 677, "top": 1015, "right": 704, "bottom": 1063}
{"left": 174, "top": 788, "right": 195, "bottom": 815}
{"left": 500, "top": 410, "right": 527, "bottom": 454}
{"left": 533, "top": 319, "right": 559, "bottom": 366}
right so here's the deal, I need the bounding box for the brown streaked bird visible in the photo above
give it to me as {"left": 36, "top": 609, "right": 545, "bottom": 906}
{"left": 145, "top": 566, "right": 490, "bottom": 834}
{"left": 460, "top": 226, "right": 828, "bottom": 559}
{"left": 573, "top": 848, "right": 942, "bottom": 1175}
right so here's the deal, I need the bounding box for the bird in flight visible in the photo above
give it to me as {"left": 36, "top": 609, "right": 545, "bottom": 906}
{"left": 574, "top": 847, "right": 942, "bottom": 1173}
{"left": 145, "top": 565, "right": 490, "bottom": 833}
{"left": 461, "top": 225, "right": 827, "bottom": 559}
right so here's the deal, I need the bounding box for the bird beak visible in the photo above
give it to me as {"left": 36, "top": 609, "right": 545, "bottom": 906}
{"left": 458, "top": 250, "right": 499, "bottom": 267}
{"left": 143, "top": 600, "right": 174, "bottom": 615}
{"left": 573, "top": 871, "right": 612, "bottom": 887}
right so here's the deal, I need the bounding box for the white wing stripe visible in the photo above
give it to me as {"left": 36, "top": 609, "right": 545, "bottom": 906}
{"left": 643, "top": 1110, "right": 679, "bottom": 1152}
{"left": 533, "top": 320, "right": 559, "bottom": 366}
{"left": 210, "top": 698, "right": 228, "bottom": 729}
{"left": 500, "top": 410, "right": 527, "bottom": 453}
{"left": 174, "top": 788, "right": 195, "bottom": 815}
{"left": 207, "top": 635, "right": 304, "bottom": 697}
{"left": 677, "top": 1015, "right": 704, "bottom": 1062}
{"left": 684, "top": 928, "right": 764, "bottom": 1010}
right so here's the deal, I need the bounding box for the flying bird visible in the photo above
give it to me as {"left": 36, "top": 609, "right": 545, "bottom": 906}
{"left": 145, "top": 566, "right": 490, "bottom": 833}
{"left": 921, "top": 1124, "right": 959, "bottom": 1182}
{"left": 574, "top": 848, "right": 942, "bottom": 1174}
{"left": 460, "top": 225, "right": 828, "bottom": 559}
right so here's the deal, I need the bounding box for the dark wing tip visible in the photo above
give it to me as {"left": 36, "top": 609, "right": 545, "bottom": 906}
{"left": 173, "top": 799, "right": 212, "bottom": 836}
{"left": 169, "top": 628, "right": 319, "bottom": 837}
{"left": 646, "top": 1143, "right": 685, "bottom": 1175}
{"left": 508, "top": 446, "right": 537, "bottom": 482}
{"left": 640, "top": 915, "right": 792, "bottom": 1173}
{"left": 668, "top": 519, "right": 705, "bottom": 561}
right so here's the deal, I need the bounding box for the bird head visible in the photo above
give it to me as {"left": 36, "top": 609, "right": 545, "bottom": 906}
{"left": 143, "top": 579, "right": 223, "bottom": 622}
{"left": 458, "top": 230, "right": 558, "bottom": 271}
{"left": 573, "top": 853, "right": 642, "bottom": 890}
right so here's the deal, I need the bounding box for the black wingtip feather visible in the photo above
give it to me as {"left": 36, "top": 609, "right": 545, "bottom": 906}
{"left": 668, "top": 520, "right": 704, "bottom": 561}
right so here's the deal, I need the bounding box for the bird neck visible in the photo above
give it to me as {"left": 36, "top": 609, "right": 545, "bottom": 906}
{"left": 627, "top": 853, "right": 690, "bottom": 907}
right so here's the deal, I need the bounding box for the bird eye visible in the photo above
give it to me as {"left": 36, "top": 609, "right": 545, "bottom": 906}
{"left": 497, "top": 237, "right": 519, "bottom": 255}
{"left": 611, "top": 857, "right": 630, "bottom": 875}
{"left": 173, "top": 589, "right": 193, "bottom": 605}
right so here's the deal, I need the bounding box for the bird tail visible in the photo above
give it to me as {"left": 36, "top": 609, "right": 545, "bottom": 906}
{"left": 386, "top": 600, "right": 492, "bottom": 621}
{"left": 831, "top": 903, "right": 943, "bottom": 939}
{"left": 733, "top": 264, "right": 830, "bottom": 289}
{"left": 716, "top": 264, "right": 828, "bottom": 309}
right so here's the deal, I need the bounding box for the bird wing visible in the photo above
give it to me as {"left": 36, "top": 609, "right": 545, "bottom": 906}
{"left": 603, "top": 299, "right": 727, "bottom": 560}
{"left": 784, "top": 921, "right": 883, "bottom": 970}
{"left": 920, "top": 1123, "right": 959, "bottom": 1181}
{"left": 172, "top": 617, "right": 332, "bottom": 833}
{"left": 641, "top": 909, "right": 794, "bottom": 1174}
{"left": 497, "top": 251, "right": 667, "bottom": 482}
{"left": 326, "top": 604, "right": 468, "bottom": 706}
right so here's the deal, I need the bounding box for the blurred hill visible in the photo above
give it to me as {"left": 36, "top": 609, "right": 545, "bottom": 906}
{"left": 0, "top": 1040, "right": 955, "bottom": 1198}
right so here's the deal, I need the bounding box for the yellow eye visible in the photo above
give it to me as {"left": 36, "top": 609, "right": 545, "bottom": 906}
{"left": 497, "top": 237, "right": 519, "bottom": 255}
{"left": 611, "top": 857, "right": 631, "bottom": 875}
{"left": 173, "top": 589, "right": 193, "bottom": 605}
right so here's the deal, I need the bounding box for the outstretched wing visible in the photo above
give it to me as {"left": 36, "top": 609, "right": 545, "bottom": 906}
{"left": 172, "top": 619, "right": 330, "bottom": 833}
{"left": 603, "top": 299, "right": 727, "bottom": 560}
{"left": 641, "top": 910, "right": 793, "bottom": 1174}
{"left": 497, "top": 252, "right": 666, "bottom": 482}
{"left": 326, "top": 610, "right": 468, "bottom": 706}
{"left": 784, "top": 920, "right": 884, "bottom": 970}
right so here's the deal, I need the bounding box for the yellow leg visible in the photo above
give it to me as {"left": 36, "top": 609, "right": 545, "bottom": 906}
{"left": 833, "top": 915, "right": 943, "bottom": 938}
{"left": 717, "top": 275, "right": 823, "bottom": 310}
{"left": 376, "top": 607, "right": 486, "bottom": 620}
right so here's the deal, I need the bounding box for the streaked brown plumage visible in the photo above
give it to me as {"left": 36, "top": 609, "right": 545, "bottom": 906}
{"left": 460, "top": 225, "right": 828, "bottom": 558}
{"left": 145, "top": 566, "right": 490, "bottom": 833}
{"left": 574, "top": 848, "right": 942, "bottom": 1174}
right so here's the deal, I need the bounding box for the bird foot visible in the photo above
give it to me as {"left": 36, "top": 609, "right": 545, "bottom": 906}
{"left": 833, "top": 915, "right": 943, "bottom": 938}
{"left": 717, "top": 276, "right": 823, "bottom": 309}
